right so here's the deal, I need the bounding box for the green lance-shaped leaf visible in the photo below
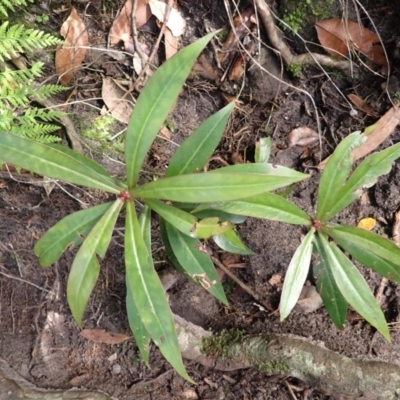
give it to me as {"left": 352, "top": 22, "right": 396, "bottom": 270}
{"left": 202, "top": 193, "right": 311, "bottom": 225}
{"left": 166, "top": 102, "right": 235, "bottom": 177}
{"left": 0, "top": 132, "right": 124, "bottom": 194}
{"left": 126, "top": 206, "right": 152, "bottom": 366}
{"left": 166, "top": 222, "right": 228, "bottom": 305}
{"left": 124, "top": 201, "right": 191, "bottom": 381}
{"left": 255, "top": 137, "right": 271, "bottom": 164}
{"left": 313, "top": 232, "right": 347, "bottom": 329}
{"left": 193, "top": 208, "right": 246, "bottom": 224}
{"left": 280, "top": 228, "right": 315, "bottom": 321}
{"left": 317, "top": 234, "right": 390, "bottom": 341}
{"left": 67, "top": 199, "right": 123, "bottom": 327}
{"left": 34, "top": 202, "right": 113, "bottom": 267}
{"left": 213, "top": 229, "right": 254, "bottom": 255}
{"left": 316, "top": 132, "right": 365, "bottom": 221}
{"left": 324, "top": 225, "right": 400, "bottom": 284}
{"left": 323, "top": 141, "right": 400, "bottom": 220}
{"left": 125, "top": 32, "right": 217, "bottom": 188}
{"left": 131, "top": 170, "right": 308, "bottom": 203}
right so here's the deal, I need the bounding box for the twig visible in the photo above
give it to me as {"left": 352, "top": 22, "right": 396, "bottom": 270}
{"left": 0, "top": 270, "right": 50, "bottom": 293}
{"left": 133, "top": 0, "right": 174, "bottom": 90}
{"left": 211, "top": 255, "right": 274, "bottom": 311}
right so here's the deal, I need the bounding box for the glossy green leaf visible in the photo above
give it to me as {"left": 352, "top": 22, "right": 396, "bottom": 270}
{"left": 131, "top": 171, "right": 308, "bottom": 203}
{"left": 280, "top": 228, "right": 315, "bottom": 321}
{"left": 67, "top": 199, "right": 124, "bottom": 327}
{"left": 213, "top": 229, "right": 254, "bottom": 255}
{"left": 166, "top": 222, "right": 228, "bottom": 305}
{"left": 313, "top": 233, "right": 347, "bottom": 329}
{"left": 144, "top": 198, "right": 197, "bottom": 237}
{"left": 125, "top": 32, "right": 216, "bottom": 188}
{"left": 323, "top": 142, "right": 400, "bottom": 220}
{"left": 166, "top": 102, "right": 235, "bottom": 177}
{"left": 316, "top": 132, "right": 365, "bottom": 221}
{"left": 317, "top": 234, "right": 390, "bottom": 341}
{"left": 34, "top": 202, "right": 113, "bottom": 267}
{"left": 202, "top": 193, "right": 311, "bottom": 225}
{"left": 125, "top": 201, "right": 191, "bottom": 381}
{"left": 126, "top": 206, "right": 152, "bottom": 366}
{"left": 193, "top": 209, "right": 246, "bottom": 224}
{"left": 324, "top": 225, "right": 400, "bottom": 283}
{"left": 255, "top": 137, "right": 271, "bottom": 164}
{"left": 194, "top": 217, "right": 233, "bottom": 238}
{"left": 0, "top": 132, "right": 124, "bottom": 194}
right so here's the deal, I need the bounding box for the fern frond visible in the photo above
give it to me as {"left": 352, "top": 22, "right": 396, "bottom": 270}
{"left": 0, "top": 22, "right": 62, "bottom": 62}
{"left": 0, "top": 0, "right": 33, "bottom": 17}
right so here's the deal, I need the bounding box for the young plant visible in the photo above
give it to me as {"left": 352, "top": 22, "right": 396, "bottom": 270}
{"left": 203, "top": 132, "right": 400, "bottom": 340}
{"left": 0, "top": 32, "right": 308, "bottom": 380}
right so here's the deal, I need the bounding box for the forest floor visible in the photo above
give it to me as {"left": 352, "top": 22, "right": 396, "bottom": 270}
{"left": 1, "top": 0, "right": 400, "bottom": 399}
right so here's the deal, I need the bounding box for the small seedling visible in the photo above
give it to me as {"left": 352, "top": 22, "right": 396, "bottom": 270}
{"left": 0, "top": 33, "right": 308, "bottom": 380}
{"left": 204, "top": 132, "right": 400, "bottom": 341}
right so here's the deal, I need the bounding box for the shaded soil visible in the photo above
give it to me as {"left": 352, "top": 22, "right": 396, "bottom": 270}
{"left": 1, "top": 0, "right": 400, "bottom": 399}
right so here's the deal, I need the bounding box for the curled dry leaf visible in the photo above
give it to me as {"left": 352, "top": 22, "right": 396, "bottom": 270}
{"left": 296, "top": 286, "right": 323, "bottom": 314}
{"left": 348, "top": 94, "right": 375, "bottom": 116}
{"left": 56, "top": 7, "right": 89, "bottom": 84}
{"left": 102, "top": 77, "right": 135, "bottom": 124}
{"left": 219, "top": 6, "right": 255, "bottom": 64}
{"left": 315, "top": 19, "right": 387, "bottom": 66}
{"left": 317, "top": 104, "right": 400, "bottom": 169}
{"left": 148, "top": 0, "right": 186, "bottom": 37}
{"left": 392, "top": 209, "right": 400, "bottom": 247}
{"left": 164, "top": 27, "right": 178, "bottom": 59}
{"left": 81, "top": 328, "right": 131, "bottom": 345}
{"left": 109, "top": 0, "right": 151, "bottom": 47}
{"left": 288, "top": 126, "right": 319, "bottom": 148}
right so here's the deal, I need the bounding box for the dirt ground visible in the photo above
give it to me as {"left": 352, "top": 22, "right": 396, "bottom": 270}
{"left": 1, "top": 0, "right": 400, "bottom": 399}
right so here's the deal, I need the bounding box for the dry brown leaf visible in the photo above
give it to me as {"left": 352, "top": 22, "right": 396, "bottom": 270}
{"left": 347, "top": 94, "right": 375, "bottom": 116}
{"left": 228, "top": 54, "right": 246, "bottom": 81}
{"left": 268, "top": 274, "right": 282, "bottom": 286}
{"left": 102, "top": 77, "right": 135, "bottom": 123}
{"left": 219, "top": 6, "right": 255, "bottom": 64}
{"left": 192, "top": 53, "right": 221, "bottom": 81}
{"left": 288, "top": 126, "right": 319, "bottom": 148}
{"left": 164, "top": 27, "right": 178, "bottom": 59}
{"left": 296, "top": 286, "right": 323, "bottom": 314}
{"left": 56, "top": 7, "right": 89, "bottom": 84}
{"left": 315, "top": 19, "right": 387, "bottom": 66}
{"left": 357, "top": 217, "right": 376, "bottom": 231}
{"left": 81, "top": 329, "right": 131, "bottom": 345}
{"left": 393, "top": 209, "right": 400, "bottom": 247}
{"left": 317, "top": 104, "right": 400, "bottom": 169}
{"left": 148, "top": 0, "right": 185, "bottom": 37}
{"left": 109, "top": 0, "right": 150, "bottom": 47}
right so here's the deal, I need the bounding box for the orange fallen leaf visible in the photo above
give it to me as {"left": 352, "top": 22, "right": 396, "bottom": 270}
{"left": 81, "top": 329, "right": 131, "bottom": 345}
{"left": 393, "top": 209, "right": 400, "bottom": 247}
{"left": 288, "top": 126, "right": 319, "bottom": 148}
{"left": 109, "top": 0, "right": 150, "bottom": 47}
{"left": 164, "top": 27, "right": 178, "bottom": 59}
{"left": 317, "top": 104, "right": 400, "bottom": 169}
{"left": 315, "top": 19, "right": 387, "bottom": 66}
{"left": 56, "top": 7, "right": 89, "bottom": 84}
{"left": 347, "top": 94, "right": 375, "bottom": 116}
{"left": 357, "top": 217, "right": 376, "bottom": 231}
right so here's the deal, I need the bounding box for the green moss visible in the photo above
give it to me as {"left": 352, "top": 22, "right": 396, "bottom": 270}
{"left": 287, "top": 62, "right": 304, "bottom": 77}
{"left": 201, "top": 329, "right": 245, "bottom": 358}
{"left": 282, "top": 0, "right": 337, "bottom": 33}
{"left": 258, "top": 360, "right": 290, "bottom": 373}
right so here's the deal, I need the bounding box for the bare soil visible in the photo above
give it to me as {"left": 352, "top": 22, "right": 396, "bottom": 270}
{"left": 1, "top": 1, "right": 400, "bottom": 399}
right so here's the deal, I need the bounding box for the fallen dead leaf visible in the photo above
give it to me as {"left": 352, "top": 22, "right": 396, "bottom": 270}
{"left": 56, "top": 7, "right": 89, "bottom": 84}
{"left": 228, "top": 54, "right": 246, "bottom": 81}
{"left": 296, "top": 286, "right": 323, "bottom": 314}
{"left": 148, "top": 0, "right": 185, "bottom": 37}
{"left": 101, "top": 77, "right": 135, "bottom": 124}
{"left": 288, "top": 126, "right": 319, "bottom": 148}
{"left": 159, "top": 125, "right": 172, "bottom": 139}
{"left": 109, "top": 0, "right": 150, "bottom": 47}
{"left": 393, "top": 209, "right": 400, "bottom": 247}
{"left": 164, "top": 26, "right": 179, "bottom": 59}
{"left": 268, "top": 274, "right": 282, "bottom": 286}
{"left": 219, "top": 6, "right": 255, "bottom": 64}
{"left": 315, "top": 19, "right": 387, "bottom": 66}
{"left": 318, "top": 104, "right": 400, "bottom": 169}
{"left": 348, "top": 93, "right": 375, "bottom": 116}
{"left": 357, "top": 217, "right": 376, "bottom": 231}
{"left": 81, "top": 329, "right": 131, "bottom": 345}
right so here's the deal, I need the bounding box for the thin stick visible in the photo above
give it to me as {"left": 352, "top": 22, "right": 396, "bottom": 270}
{"left": 0, "top": 270, "right": 50, "bottom": 293}
{"left": 211, "top": 255, "right": 274, "bottom": 311}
